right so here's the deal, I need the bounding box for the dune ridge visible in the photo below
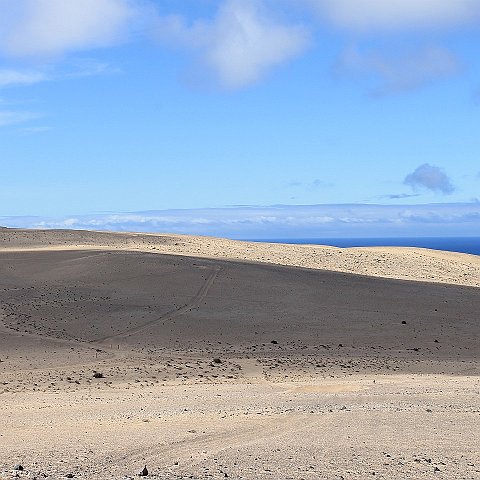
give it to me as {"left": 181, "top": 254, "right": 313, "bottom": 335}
{"left": 1, "top": 228, "right": 479, "bottom": 287}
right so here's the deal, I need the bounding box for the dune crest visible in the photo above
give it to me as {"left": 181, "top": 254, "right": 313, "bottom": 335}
{"left": 1, "top": 228, "right": 479, "bottom": 287}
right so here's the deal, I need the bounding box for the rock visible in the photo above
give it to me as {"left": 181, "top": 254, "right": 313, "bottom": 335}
{"left": 212, "top": 358, "right": 222, "bottom": 364}
{"left": 434, "top": 466, "right": 441, "bottom": 472}
{"left": 270, "top": 340, "right": 278, "bottom": 344}
{"left": 13, "top": 465, "right": 24, "bottom": 471}
{"left": 139, "top": 465, "right": 148, "bottom": 476}
{"left": 65, "top": 474, "right": 75, "bottom": 478}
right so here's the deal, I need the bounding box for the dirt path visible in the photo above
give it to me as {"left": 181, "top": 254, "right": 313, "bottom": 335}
{"left": 95, "top": 265, "right": 221, "bottom": 344}
{"left": 107, "top": 413, "right": 317, "bottom": 468}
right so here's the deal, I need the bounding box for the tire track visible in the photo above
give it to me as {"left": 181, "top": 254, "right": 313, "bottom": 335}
{"left": 107, "top": 414, "right": 317, "bottom": 468}
{"left": 95, "top": 265, "right": 221, "bottom": 344}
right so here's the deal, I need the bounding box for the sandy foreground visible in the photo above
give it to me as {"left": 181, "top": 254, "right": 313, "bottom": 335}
{"left": 0, "top": 228, "right": 479, "bottom": 479}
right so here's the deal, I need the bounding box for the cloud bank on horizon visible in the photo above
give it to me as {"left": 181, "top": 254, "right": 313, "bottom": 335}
{"left": 2, "top": 203, "right": 479, "bottom": 239}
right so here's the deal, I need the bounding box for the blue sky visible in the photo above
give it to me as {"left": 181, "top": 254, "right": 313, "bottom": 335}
{"left": 1, "top": 0, "right": 480, "bottom": 237}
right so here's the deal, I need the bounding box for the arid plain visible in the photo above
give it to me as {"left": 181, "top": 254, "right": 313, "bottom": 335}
{"left": 1, "top": 228, "right": 479, "bottom": 479}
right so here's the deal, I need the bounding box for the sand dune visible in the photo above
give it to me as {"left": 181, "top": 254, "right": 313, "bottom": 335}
{"left": 0, "top": 229, "right": 479, "bottom": 479}
{"left": 1, "top": 228, "right": 479, "bottom": 287}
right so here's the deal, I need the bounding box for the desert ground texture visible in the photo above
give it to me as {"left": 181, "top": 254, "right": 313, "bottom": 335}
{"left": 0, "top": 228, "right": 479, "bottom": 479}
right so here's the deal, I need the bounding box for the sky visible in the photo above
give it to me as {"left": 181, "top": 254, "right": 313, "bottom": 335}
{"left": 1, "top": 0, "right": 480, "bottom": 237}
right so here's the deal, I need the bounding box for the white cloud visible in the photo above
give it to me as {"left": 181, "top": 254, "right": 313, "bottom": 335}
{"left": 0, "top": 0, "right": 474, "bottom": 96}
{"left": 17, "top": 126, "right": 52, "bottom": 135}
{"left": 0, "top": 69, "right": 47, "bottom": 87}
{"left": 0, "top": 110, "right": 40, "bottom": 126}
{"left": 156, "top": 0, "right": 310, "bottom": 90}
{"left": 337, "top": 45, "right": 461, "bottom": 94}
{"left": 0, "top": 0, "right": 148, "bottom": 58}
{"left": 204, "top": 0, "right": 310, "bottom": 89}
{"left": 0, "top": 61, "right": 121, "bottom": 92}
{"left": 307, "top": 0, "right": 480, "bottom": 31}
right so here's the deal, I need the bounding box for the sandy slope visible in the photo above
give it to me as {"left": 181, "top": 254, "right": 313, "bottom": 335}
{"left": 1, "top": 228, "right": 479, "bottom": 287}
{"left": 0, "top": 229, "right": 479, "bottom": 479}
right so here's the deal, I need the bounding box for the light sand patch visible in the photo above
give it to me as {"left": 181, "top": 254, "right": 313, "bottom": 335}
{"left": 287, "top": 383, "right": 366, "bottom": 393}
{"left": 236, "top": 358, "right": 266, "bottom": 381}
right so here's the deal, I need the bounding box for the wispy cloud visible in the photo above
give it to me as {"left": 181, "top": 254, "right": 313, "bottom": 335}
{"left": 0, "top": 61, "right": 120, "bottom": 90}
{"left": 2, "top": 203, "right": 479, "bottom": 238}
{"left": 0, "top": 69, "right": 47, "bottom": 88}
{"left": 336, "top": 45, "right": 461, "bottom": 95}
{"left": 62, "top": 59, "right": 122, "bottom": 78}
{"left": 155, "top": 0, "right": 310, "bottom": 90}
{"left": 0, "top": 110, "right": 41, "bottom": 127}
{"left": 16, "top": 125, "right": 52, "bottom": 135}
{"left": 307, "top": 0, "right": 480, "bottom": 31}
{"left": 379, "top": 193, "right": 421, "bottom": 200}
{"left": 0, "top": 59, "right": 121, "bottom": 129}
{"left": 287, "top": 179, "right": 333, "bottom": 191}
{"left": 404, "top": 164, "right": 455, "bottom": 195}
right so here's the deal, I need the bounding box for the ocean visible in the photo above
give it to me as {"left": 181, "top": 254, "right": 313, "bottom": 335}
{"left": 247, "top": 237, "right": 480, "bottom": 256}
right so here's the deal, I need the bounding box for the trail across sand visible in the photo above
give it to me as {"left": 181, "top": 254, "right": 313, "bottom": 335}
{"left": 97, "top": 265, "right": 221, "bottom": 343}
